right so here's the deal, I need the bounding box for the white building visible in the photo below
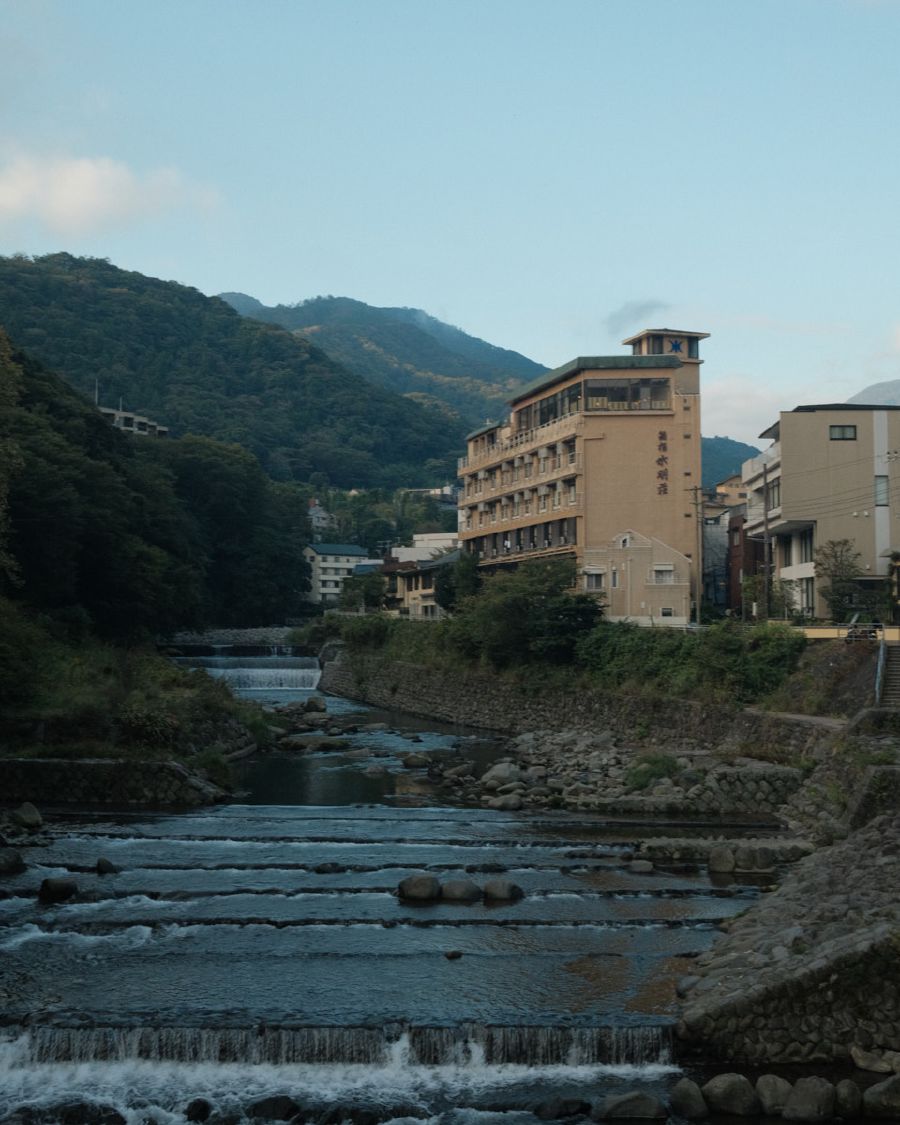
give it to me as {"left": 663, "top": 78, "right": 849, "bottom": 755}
{"left": 304, "top": 543, "right": 371, "bottom": 605}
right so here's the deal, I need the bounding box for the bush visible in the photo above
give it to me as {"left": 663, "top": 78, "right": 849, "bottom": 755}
{"left": 623, "top": 752, "right": 680, "bottom": 791}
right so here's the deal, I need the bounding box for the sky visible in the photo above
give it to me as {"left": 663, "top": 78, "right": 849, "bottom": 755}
{"left": 2, "top": 0, "right": 900, "bottom": 447}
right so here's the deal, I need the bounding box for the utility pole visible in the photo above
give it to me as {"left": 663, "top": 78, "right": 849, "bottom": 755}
{"left": 762, "top": 462, "right": 771, "bottom": 620}
{"left": 688, "top": 485, "right": 704, "bottom": 624}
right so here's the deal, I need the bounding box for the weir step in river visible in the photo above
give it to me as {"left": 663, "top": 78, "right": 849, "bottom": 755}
{"left": 0, "top": 650, "right": 775, "bottom": 1122}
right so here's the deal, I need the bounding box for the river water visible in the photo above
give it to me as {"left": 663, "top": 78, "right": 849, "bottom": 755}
{"left": 0, "top": 650, "right": 765, "bottom": 1124}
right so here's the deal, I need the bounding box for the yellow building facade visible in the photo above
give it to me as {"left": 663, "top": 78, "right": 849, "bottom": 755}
{"left": 458, "top": 328, "right": 707, "bottom": 625}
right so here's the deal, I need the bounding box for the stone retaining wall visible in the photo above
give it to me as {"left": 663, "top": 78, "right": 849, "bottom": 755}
{"left": 0, "top": 758, "right": 225, "bottom": 807}
{"left": 320, "top": 651, "right": 838, "bottom": 759}
{"left": 678, "top": 813, "right": 900, "bottom": 1064}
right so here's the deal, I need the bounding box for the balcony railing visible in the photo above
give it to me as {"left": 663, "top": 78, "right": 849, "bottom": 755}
{"left": 459, "top": 415, "right": 584, "bottom": 471}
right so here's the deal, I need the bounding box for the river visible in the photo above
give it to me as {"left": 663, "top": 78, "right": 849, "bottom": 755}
{"left": 0, "top": 648, "right": 763, "bottom": 1124}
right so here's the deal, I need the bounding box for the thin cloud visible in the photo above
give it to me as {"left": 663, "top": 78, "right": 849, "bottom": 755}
{"left": 604, "top": 299, "right": 671, "bottom": 338}
{"left": 0, "top": 152, "right": 219, "bottom": 236}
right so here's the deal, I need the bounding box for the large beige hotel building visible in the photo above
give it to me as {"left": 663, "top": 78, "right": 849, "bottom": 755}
{"left": 458, "top": 328, "right": 708, "bottom": 625}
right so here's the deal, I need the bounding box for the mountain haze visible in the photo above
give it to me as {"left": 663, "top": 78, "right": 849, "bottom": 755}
{"left": 0, "top": 255, "right": 463, "bottom": 489}
{"left": 218, "top": 292, "right": 546, "bottom": 426}
{"left": 848, "top": 380, "right": 900, "bottom": 407}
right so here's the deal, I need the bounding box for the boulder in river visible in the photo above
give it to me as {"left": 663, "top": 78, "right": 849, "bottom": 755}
{"left": 863, "top": 1074, "right": 900, "bottom": 1117}
{"left": 701, "top": 1073, "right": 761, "bottom": 1116}
{"left": 0, "top": 848, "right": 25, "bottom": 875}
{"left": 96, "top": 857, "right": 119, "bottom": 876}
{"left": 782, "top": 1077, "right": 834, "bottom": 1122}
{"left": 483, "top": 878, "right": 524, "bottom": 902}
{"left": 592, "top": 1091, "right": 667, "bottom": 1119}
{"left": 670, "top": 1078, "right": 708, "bottom": 1119}
{"left": 38, "top": 877, "right": 78, "bottom": 904}
{"left": 398, "top": 873, "right": 441, "bottom": 901}
{"left": 247, "top": 1094, "right": 302, "bottom": 1120}
{"left": 440, "top": 879, "right": 482, "bottom": 903}
{"left": 304, "top": 695, "right": 327, "bottom": 713}
{"left": 756, "top": 1074, "right": 793, "bottom": 1116}
{"left": 11, "top": 802, "right": 43, "bottom": 831}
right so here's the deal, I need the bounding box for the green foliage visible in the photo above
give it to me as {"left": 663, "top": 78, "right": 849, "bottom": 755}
{"left": 814, "top": 538, "right": 863, "bottom": 622}
{"left": 623, "top": 752, "right": 680, "bottom": 791}
{"left": 0, "top": 334, "right": 311, "bottom": 633}
{"left": 434, "top": 552, "right": 482, "bottom": 612}
{"left": 444, "top": 559, "right": 602, "bottom": 669}
{"left": 576, "top": 620, "right": 806, "bottom": 703}
{"left": 0, "top": 254, "right": 464, "bottom": 489}
{"left": 340, "top": 572, "right": 387, "bottom": 611}
{"left": 339, "top": 613, "right": 394, "bottom": 650}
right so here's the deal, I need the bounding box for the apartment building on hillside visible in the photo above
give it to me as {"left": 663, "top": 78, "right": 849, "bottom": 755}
{"left": 458, "top": 328, "right": 708, "bottom": 625}
{"left": 742, "top": 404, "right": 900, "bottom": 618}
{"left": 303, "top": 543, "right": 371, "bottom": 605}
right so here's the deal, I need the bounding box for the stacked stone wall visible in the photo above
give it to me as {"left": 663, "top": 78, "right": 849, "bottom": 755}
{"left": 0, "top": 758, "right": 224, "bottom": 807}
{"left": 320, "top": 652, "right": 836, "bottom": 759}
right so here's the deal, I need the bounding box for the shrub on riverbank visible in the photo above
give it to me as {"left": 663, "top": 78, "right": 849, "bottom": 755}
{"left": 0, "top": 598, "right": 271, "bottom": 766}
{"left": 334, "top": 562, "right": 808, "bottom": 706}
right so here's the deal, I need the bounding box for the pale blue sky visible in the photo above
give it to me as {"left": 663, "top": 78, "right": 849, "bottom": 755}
{"left": 2, "top": 0, "right": 899, "bottom": 444}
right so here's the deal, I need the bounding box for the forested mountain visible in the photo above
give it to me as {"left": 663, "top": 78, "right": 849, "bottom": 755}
{"left": 0, "top": 254, "right": 463, "bottom": 488}
{"left": 218, "top": 292, "right": 546, "bottom": 426}
{"left": 701, "top": 435, "right": 761, "bottom": 489}
{"left": 0, "top": 330, "right": 311, "bottom": 635}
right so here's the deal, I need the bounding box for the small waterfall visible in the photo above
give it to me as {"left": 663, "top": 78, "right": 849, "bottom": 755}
{"left": 173, "top": 654, "right": 321, "bottom": 690}
{"left": 26, "top": 1023, "right": 673, "bottom": 1067}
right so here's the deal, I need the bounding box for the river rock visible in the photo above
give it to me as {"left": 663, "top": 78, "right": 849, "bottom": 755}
{"left": 440, "top": 879, "right": 482, "bottom": 903}
{"left": 863, "top": 1074, "right": 900, "bottom": 1117}
{"left": 480, "top": 761, "right": 521, "bottom": 785}
{"left": 11, "top": 802, "right": 43, "bottom": 831}
{"left": 535, "top": 1097, "right": 591, "bottom": 1119}
{"left": 592, "top": 1092, "right": 667, "bottom": 1119}
{"left": 305, "top": 696, "right": 327, "bottom": 713}
{"left": 756, "top": 1074, "right": 793, "bottom": 1115}
{"left": 0, "top": 848, "right": 26, "bottom": 875}
{"left": 669, "top": 1077, "right": 708, "bottom": 1119}
{"left": 488, "top": 794, "right": 523, "bottom": 810}
{"left": 247, "top": 1094, "right": 302, "bottom": 1119}
{"left": 444, "top": 950, "right": 463, "bottom": 960}
{"left": 835, "top": 1079, "right": 861, "bottom": 1118}
{"left": 402, "top": 753, "right": 430, "bottom": 769}
{"left": 38, "top": 877, "right": 78, "bottom": 904}
{"left": 701, "top": 1073, "right": 761, "bottom": 1116}
{"left": 43, "top": 1103, "right": 126, "bottom": 1125}
{"left": 96, "top": 857, "right": 119, "bottom": 875}
{"left": 782, "top": 1076, "right": 834, "bottom": 1122}
{"left": 629, "top": 860, "right": 654, "bottom": 874}
{"left": 851, "top": 1044, "right": 894, "bottom": 1073}
{"left": 314, "top": 862, "right": 347, "bottom": 874}
{"left": 483, "top": 878, "right": 524, "bottom": 902}
{"left": 707, "top": 845, "right": 735, "bottom": 873}
{"left": 184, "top": 1097, "right": 212, "bottom": 1122}
{"left": 398, "top": 873, "right": 441, "bottom": 901}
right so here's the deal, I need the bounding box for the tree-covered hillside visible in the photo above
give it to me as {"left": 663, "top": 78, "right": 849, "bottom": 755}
{"left": 219, "top": 292, "right": 546, "bottom": 426}
{"left": 0, "top": 254, "right": 464, "bottom": 488}
{"left": 0, "top": 331, "right": 311, "bottom": 636}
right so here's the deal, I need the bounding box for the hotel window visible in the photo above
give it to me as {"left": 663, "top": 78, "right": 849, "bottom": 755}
{"left": 687, "top": 338, "right": 699, "bottom": 359}
{"left": 766, "top": 478, "right": 781, "bottom": 510}
{"left": 799, "top": 528, "right": 815, "bottom": 563}
{"left": 653, "top": 567, "right": 675, "bottom": 584}
{"left": 585, "top": 573, "right": 605, "bottom": 591}
{"left": 648, "top": 335, "right": 664, "bottom": 355}
{"left": 660, "top": 607, "right": 674, "bottom": 617}
{"left": 611, "top": 570, "right": 619, "bottom": 589}
{"left": 829, "top": 424, "right": 857, "bottom": 441}
{"left": 800, "top": 576, "right": 815, "bottom": 614}
{"left": 875, "top": 475, "right": 890, "bottom": 506}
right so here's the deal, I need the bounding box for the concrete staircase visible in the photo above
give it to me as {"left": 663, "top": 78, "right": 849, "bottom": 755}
{"left": 881, "top": 645, "right": 900, "bottom": 707}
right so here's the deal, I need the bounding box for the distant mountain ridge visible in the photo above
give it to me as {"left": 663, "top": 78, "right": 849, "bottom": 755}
{"left": 847, "top": 379, "right": 900, "bottom": 406}
{"left": 0, "top": 255, "right": 464, "bottom": 489}
{"left": 218, "top": 292, "right": 546, "bottom": 426}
